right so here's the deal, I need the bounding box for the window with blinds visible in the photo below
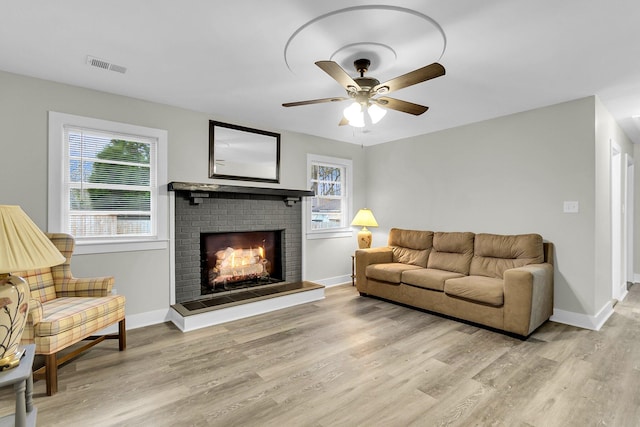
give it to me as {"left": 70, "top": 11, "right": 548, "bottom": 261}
{"left": 49, "top": 112, "right": 168, "bottom": 253}
{"left": 63, "top": 126, "right": 157, "bottom": 239}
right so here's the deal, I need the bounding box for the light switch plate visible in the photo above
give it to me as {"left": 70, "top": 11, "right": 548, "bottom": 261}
{"left": 563, "top": 201, "right": 579, "bottom": 213}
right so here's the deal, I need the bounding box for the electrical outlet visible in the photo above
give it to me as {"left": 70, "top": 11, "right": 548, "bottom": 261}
{"left": 111, "top": 288, "right": 118, "bottom": 295}
{"left": 563, "top": 201, "right": 579, "bottom": 213}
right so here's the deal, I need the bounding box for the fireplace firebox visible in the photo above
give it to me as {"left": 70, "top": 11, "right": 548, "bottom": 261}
{"left": 200, "top": 230, "right": 283, "bottom": 294}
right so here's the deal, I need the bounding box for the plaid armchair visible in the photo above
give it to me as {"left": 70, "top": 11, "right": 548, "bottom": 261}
{"left": 16, "top": 233, "right": 126, "bottom": 395}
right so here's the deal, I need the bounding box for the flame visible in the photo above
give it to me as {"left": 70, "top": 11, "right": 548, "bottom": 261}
{"left": 211, "top": 245, "right": 268, "bottom": 285}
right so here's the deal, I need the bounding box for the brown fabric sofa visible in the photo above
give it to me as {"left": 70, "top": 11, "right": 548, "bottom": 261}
{"left": 355, "top": 228, "right": 554, "bottom": 336}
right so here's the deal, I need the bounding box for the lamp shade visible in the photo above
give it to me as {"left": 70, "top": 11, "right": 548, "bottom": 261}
{"left": 351, "top": 208, "right": 378, "bottom": 249}
{"left": 0, "top": 205, "right": 64, "bottom": 370}
{"left": 0, "top": 205, "right": 65, "bottom": 273}
{"left": 351, "top": 208, "right": 379, "bottom": 228}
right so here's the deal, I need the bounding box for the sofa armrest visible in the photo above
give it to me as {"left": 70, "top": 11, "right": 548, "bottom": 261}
{"left": 503, "top": 263, "right": 554, "bottom": 336}
{"left": 55, "top": 276, "right": 115, "bottom": 297}
{"left": 355, "top": 247, "right": 393, "bottom": 293}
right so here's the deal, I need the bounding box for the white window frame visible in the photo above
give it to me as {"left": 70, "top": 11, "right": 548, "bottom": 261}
{"left": 48, "top": 111, "right": 168, "bottom": 254}
{"left": 306, "top": 154, "right": 353, "bottom": 240}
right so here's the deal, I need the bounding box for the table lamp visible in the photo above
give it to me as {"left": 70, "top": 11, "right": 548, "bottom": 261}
{"left": 351, "top": 208, "right": 379, "bottom": 249}
{"left": 0, "top": 205, "right": 65, "bottom": 370}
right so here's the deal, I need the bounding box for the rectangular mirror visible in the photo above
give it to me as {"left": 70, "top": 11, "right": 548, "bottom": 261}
{"left": 209, "top": 121, "right": 280, "bottom": 183}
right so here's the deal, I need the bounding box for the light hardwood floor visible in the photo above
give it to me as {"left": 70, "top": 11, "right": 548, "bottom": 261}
{"left": 1, "top": 284, "right": 639, "bottom": 426}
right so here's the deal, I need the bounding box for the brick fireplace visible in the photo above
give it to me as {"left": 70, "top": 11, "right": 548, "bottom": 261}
{"left": 170, "top": 182, "right": 315, "bottom": 304}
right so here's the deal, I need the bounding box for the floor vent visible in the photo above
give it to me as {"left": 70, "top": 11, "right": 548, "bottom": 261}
{"left": 86, "top": 56, "right": 127, "bottom": 74}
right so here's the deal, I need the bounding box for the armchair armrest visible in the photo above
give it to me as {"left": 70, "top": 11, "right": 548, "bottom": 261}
{"left": 55, "top": 276, "right": 114, "bottom": 297}
{"left": 355, "top": 247, "right": 393, "bottom": 293}
{"left": 503, "top": 263, "right": 554, "bottom": 336}
{"left": 21, "top": 298, "right": 43, "bottom": 344}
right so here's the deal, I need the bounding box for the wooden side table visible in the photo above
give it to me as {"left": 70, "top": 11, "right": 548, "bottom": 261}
{"left": 0, "top": 344, "right": 37, "bottom": 427}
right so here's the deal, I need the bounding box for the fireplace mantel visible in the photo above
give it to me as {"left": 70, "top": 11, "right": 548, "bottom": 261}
{"left": 168, "top": 181, "right": 314, "bottom": 205}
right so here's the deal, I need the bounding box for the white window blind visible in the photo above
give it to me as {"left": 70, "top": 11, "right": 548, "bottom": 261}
{"left": 310, "top": 161, "right": 347, "bottom": 230}
{"left": 62, "top": 125, "right": 157, "bottom": 239}
{"left": 306, "top": 154, "right": 352, "bottom": 239}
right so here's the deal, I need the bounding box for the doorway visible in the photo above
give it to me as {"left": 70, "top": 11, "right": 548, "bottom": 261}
{"left": 611, "top": 142, "right": 625, "bottom": 301}
{"left": 625, "top": 154, "right": 634, "bottom": 286}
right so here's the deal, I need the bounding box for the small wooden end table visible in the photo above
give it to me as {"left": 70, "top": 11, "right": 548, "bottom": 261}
{"left": 0, "top": 344, "right": 37, "bottom": 427}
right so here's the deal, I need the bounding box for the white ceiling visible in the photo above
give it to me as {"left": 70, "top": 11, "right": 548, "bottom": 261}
{"left": 2, "top": 0, "right": 640, "bottom": 146}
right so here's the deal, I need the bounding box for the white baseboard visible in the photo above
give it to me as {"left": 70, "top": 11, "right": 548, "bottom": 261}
{"left": 634, "top": 273, "right": 640, "bottom": 284}
{"left": 618, "top": 288, "right": 629, "bottom": 302}
{"left": 310, "top": 274, "right": 351, "bottom": 288}
{"left": 96, "top": 308, "right": 171, "bottom": 335}
{"left": 550, "top": 300, "right": 615, "bottom": 331}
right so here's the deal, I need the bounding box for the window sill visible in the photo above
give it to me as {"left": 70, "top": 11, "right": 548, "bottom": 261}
{"left": 74, "top": 239, "right": 169, "bottom": 255}
{"left": 306, "top": 230, "right": 352, "bottom": 240}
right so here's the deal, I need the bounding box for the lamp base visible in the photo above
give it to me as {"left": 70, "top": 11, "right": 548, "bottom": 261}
{"left": 0, "top": 274, "right": 30, "bottom": 371}
{"left": 357, "top": 227, "right": 373, "bottom": 249}
{"left": 0, "top": 347, "right": 25, "bottom": 371}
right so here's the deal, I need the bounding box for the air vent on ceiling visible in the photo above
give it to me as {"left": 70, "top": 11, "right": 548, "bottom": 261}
{"left": 86, "top": 56, "right": 127, "bottom": 74}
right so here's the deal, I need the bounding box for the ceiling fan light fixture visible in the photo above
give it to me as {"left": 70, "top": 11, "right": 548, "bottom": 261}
{"left": 344, "top": 102, "right": 365, "bottom": 127}
{"left": 284, "top": 58, "right": 444, "bottom": 127}
{"left": 368, "top": 103, "right": 387, "bottom": 124}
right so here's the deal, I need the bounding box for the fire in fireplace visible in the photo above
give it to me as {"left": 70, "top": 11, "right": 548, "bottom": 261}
{"left": 200, "top": 230, "right": 283, "bottom": 293}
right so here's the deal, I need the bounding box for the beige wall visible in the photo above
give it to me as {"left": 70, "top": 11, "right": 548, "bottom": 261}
{"left": 0, "top": 70, "right": 365, "bottom": 323}
{"left": 1, "top": 68, "right": 637, "bottom": 327}
{"left": 365, "top": 96, "right": 636, "bottom": 320}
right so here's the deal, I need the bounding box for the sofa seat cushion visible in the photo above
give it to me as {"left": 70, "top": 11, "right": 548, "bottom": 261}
{"left": 444, "top": 276, "right": 504, "bottom": 306}
{"left": 366, "top": 263, "right": 423, "bottom": 284}
{"left": 402, "top": 268, "right": 464, "bottom": 291}
{"left": 34, "top": 295, "right": 126, "bottom": 354}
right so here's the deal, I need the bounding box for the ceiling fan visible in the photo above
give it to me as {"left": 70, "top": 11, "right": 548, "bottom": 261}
{"left": 282, "top": 58, "right": 445, "bottom": 127}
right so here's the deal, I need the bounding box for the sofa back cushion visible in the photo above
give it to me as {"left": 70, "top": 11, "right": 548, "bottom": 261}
{"left": 470, "top": 233, "right": 544, "bottom": 279}
{"left": 427, "top": 232, "right": 475, "bottom": 275}
{"left": 388, "top": 228, "right": 433, "bottom": 267}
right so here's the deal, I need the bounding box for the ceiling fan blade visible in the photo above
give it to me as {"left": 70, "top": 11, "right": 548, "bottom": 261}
{"left": 338, "top": 116, "right": 349, "bottom": 126}
{"left": 315, "top": 61, "right": 361, "bottom": 92}
{"left": 282, "top": 97, "right": 348, "bottom": 107}
{"left": 375, "top": 97, "right": 429, "bottom": 115}
{"left": 373, "top": 62, "right": 445, "bottom": 95}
